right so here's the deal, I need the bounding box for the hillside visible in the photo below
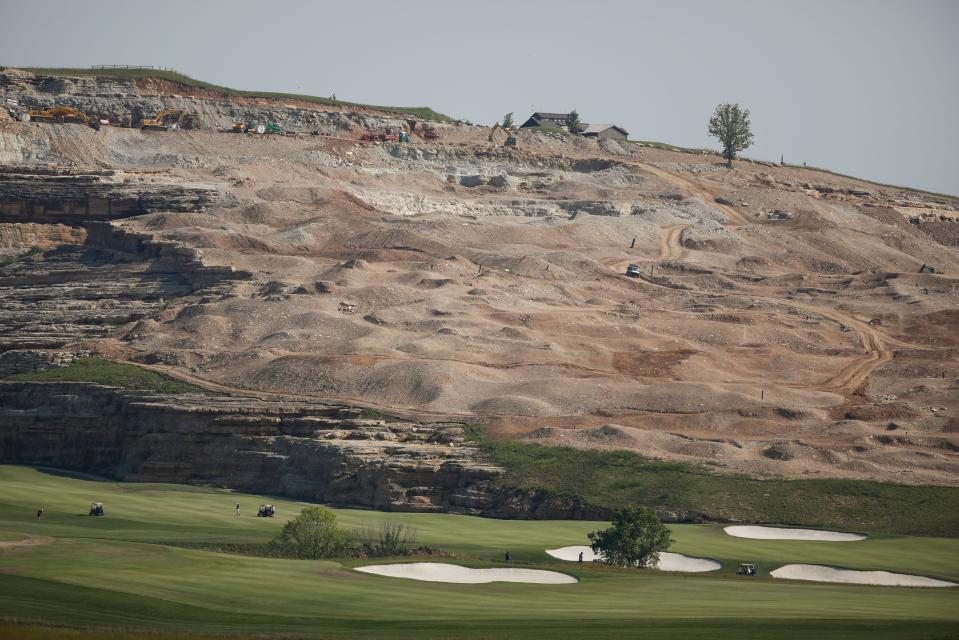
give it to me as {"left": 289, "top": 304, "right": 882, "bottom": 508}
{"left": 0, "top": 68, "right": 957, "bottom": 514}
{"left": 19, "top": 66, "right": 453, "bottom": 122}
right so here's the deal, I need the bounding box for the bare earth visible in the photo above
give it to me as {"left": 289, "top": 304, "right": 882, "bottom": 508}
{"left": 2, "top": 116, "right": 957, "bottom": 487}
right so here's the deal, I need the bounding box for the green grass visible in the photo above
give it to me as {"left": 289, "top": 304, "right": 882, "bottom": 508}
{"left": 18, "top": 67, "right": 453, "bottom": 123}
{"left": 0, "top": 465, "right": 957, "bottom": 639}
{"left": 468, "top": 428, "right": 959, "bottom": 537}
{"left": 5, "top": 358, "right": 212, "bottom": 395}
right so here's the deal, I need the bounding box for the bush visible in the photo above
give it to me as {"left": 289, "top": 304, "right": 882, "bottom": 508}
{"left": 356, "top": 521, "right": 416, "bottom": 557}
{"left": 269, "top": 507, "right": 351, "bottom": 559}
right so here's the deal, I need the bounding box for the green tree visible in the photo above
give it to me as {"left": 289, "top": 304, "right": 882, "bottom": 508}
{"left": 270, "top": 507, "right": 350, "bottom": 559}
{"left": 588, "top": 505, "right": 672, "bottom": 568}
{"left": 502, "top": 112, "right": 514, "bottom": 129}
{"left": 707, "top": 103, "right": 754, "bottom": 166}
{"left": 567, "top": 110, "right": 582, "bottom": 134}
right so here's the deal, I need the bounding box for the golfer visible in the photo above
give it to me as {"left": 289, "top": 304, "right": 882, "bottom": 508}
{"left": 235, "top": 503, "right": 240, "bottom": 517}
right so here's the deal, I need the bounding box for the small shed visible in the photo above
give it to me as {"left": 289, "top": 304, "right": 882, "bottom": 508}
{"left": 581, "top": 123, "right": 629, "bottom": 141}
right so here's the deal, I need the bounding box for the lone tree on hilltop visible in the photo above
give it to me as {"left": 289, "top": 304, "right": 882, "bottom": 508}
{"left": 270, "top": 507, "right": 350, "bottom": 559}
{"left": 588, "top": 505, "right": 672, "bottom": 568}
{"left": 502, "top": 112, "right": 514, "bottom": 129}
{"left": 708, "top": 103, "right": 754, "bottom": 167}
{"left": 567, "top": 110, "right": 582, "bottom": 134}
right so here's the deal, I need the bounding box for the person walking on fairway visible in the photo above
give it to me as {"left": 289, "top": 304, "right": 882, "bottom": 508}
{"left": 505, "top": 551, "right": 511, "bottom": 564}
{"left": 578, "top": 550, "right": 584, "bottom": 563}
{"left": 235, "top": 503, "right": 240, "bottom": 517}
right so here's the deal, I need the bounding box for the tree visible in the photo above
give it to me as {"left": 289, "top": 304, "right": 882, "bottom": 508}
{"left": 567, "top": 110, "right": 582, "bottom": 134}
{"left": 707, "top": 103, "right": 754, "bottom": 166}
{"left": 587, "top": 505, "right": 672, "bottom": 568}
{"left": 270, "top": 507, "right": 350, "bottom": 559}
{"left": 502, "top": 112, "right": 514, "bottom": 129}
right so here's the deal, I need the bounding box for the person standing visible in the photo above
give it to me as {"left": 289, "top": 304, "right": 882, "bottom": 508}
{"left": 235, "top": 503, "right": 240, "bottom": 517}
{"left": 578, "top": 550, "right": 583, "bottom": 563}
{"left": 504, "top": 551, "right": 511, "bottom": 564}
{"left": 36, "top": 507, "right": 44, "bottom": 520}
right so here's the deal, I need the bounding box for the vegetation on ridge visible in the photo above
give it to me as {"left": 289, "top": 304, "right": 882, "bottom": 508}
{"left": 5, "top": 357, "right": 212, "bottom": 395}
{"left": 467, "top": 426, "right": 959, "bottom": 537}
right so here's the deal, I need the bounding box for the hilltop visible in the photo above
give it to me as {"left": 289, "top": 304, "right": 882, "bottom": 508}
{"left": 0, "top": 67, "right": 957, "bottom": 517}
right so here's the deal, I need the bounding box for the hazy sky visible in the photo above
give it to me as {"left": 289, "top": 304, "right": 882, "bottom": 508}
{"left": 2, "top": 0, "right": 957, "bottom": 194}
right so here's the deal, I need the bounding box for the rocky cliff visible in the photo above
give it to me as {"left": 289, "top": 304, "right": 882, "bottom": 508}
{"left": 0, "top": 381, "right": 500, "bottom": 513}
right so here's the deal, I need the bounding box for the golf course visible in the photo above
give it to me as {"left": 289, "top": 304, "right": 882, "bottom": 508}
{"left": 1, "top": 465, "right": 957, "bottom": 639}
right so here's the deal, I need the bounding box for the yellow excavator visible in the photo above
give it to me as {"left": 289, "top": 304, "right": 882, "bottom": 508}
{"left": 24, "top": 106, "right": 95, "bottom": 126}
{"left": 141, "top": 109, "right": 186, "bottom": 131}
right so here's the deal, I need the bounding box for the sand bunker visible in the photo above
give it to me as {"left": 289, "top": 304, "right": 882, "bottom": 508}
{"left": 545, "top": 545, "right": 720, "bottom": 572}
{"left": 724, "top": 525, "right": 866, "bottom": 541}
{"left": 771, "top": 564, "right": 956, "bottom": 587}
{"left": 355, "top": 562, "right": 577, "bottom": 584}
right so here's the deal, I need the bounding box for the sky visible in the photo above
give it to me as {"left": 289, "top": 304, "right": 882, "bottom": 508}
{"left": 1, "top": 0, "right": 957, "bottom": 195}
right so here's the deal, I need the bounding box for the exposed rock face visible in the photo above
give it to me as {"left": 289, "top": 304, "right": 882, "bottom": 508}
{"left": 0, "top": 165, "right": 218, "bottom": 224}
{"left": 0, "top": 222, "right": 85, "bottom": 253}
{"left": 0, "top": 69, "right": 413, "bottom": 136}
{"left": 0, "top": 382, "right": 500, "bottom": 513}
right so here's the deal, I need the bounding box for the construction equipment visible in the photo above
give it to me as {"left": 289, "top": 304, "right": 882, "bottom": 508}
{"left": 257, "top": 504, "right": 276, "bottom": 518}
{"left": 24, "top": 106, "right": 97, "bottom": 128}
{"left": 736, "top": 563, "right": 757, "bottom": 576}
{"left": 488, "top": 123, "right": 517, "bottom": 147}
{"left": 141, "top": 109, "right": 186, "bottom": 131}
{"left": 625, "top": 264, "right": 641, "bottom": 278}
{"left": 89, "top": 502, "right": 105, "bottom": 516}
{"left": 230, "top": 122, "right": 248, "bottom": 133}
{"left": 918, "top": 264, "right": 937, "bottom": 274}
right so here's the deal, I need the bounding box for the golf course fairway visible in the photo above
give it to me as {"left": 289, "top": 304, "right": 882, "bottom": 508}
{"left": 1, "top": 465, "right": 957, "bottom": 639}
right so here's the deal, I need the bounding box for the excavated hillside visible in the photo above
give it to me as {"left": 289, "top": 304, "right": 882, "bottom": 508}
{"left": 1, "top": 69, "right": 958, "bottom": 510}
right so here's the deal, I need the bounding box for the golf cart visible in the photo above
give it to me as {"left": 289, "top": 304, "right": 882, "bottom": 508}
{"left": 257, "top": 504, "right": 276, "bottom": 518}
{"left": 89, "top": 502, "right": 104, "bottom": 516}
{"left": 736, "top": 563, "right": 757, "bottom": 576}
{"left": 626, "top": 264, "right": 641, "bottom": 278}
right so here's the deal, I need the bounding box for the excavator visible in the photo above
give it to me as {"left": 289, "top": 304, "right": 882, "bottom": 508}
{"left": 488, "top": 123, "right": 516, "bottom": 147}
{"left": 141, "top": 109, "right": 186, "bottom": 131}
{"left": 23, "top": 106, "right": 98, "bottom": 128}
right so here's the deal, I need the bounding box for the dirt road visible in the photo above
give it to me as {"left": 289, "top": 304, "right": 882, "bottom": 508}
{"left": 659, "top": 224, "right": 689, "bottom": 260}
{"left": 635, "top": 162, "right": 750, "bottom": 225}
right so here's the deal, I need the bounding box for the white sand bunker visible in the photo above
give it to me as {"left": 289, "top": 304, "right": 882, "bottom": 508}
{"left": 771, "top": 564, "right": 956, "bottom": 588}
{"left": 545, "top": 546, "right": 720, "bottom": 572}
{"left": 355, "top": 562, "right": 577, "bottom": 584}
{"left": 724, "top": 525, "right": 866, "bottom": 541}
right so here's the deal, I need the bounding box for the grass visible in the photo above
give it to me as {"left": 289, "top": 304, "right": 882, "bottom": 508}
{"left": 0, "top": 465, "right": 956, "bottom": 639}
{"left": 467, "top": 426, "right": 959, "bottom": 537}
{"left": 18, "top": 67, "right": 453, "bottom": 123}
{"left": 5, "top": 357, "right": 212, "bottom": 395}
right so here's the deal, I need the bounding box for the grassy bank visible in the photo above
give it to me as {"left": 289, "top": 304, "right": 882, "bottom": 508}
{"left": 0, "top": 465, "right": 956, "bottom": 639}
{"left": 5, "top": 358, "right": 211, "bottom": 395}
{"left": 469, "top": 427, "right": 959, "bottom": 537}
{"left": 19, "top": 67, "right": 452, "bottom": 122}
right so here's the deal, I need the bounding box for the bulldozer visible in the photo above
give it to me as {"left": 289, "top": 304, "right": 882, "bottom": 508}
{"left": 23, "top": 106, "right": 97, "bottom": 129}
{"left": 141, "top": 109, "right": 186, "bottom": 131}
